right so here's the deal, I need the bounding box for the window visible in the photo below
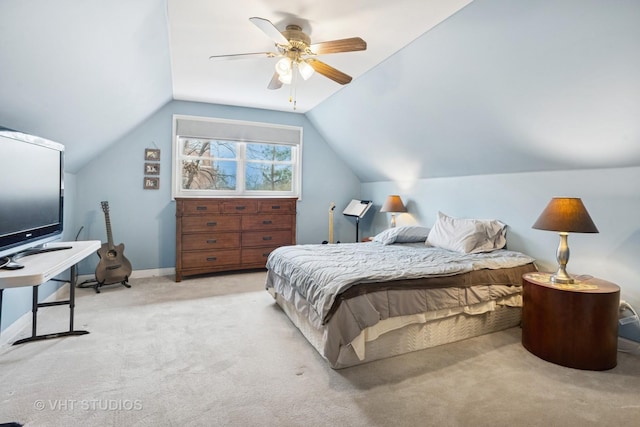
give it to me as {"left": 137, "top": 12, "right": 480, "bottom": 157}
{"left": 172, "top": 115, "right": 302, "bottom": 198}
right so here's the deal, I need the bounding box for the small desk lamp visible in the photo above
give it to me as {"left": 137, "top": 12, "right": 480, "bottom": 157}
{"left": 532, "top": 197, "right": 599, "bottom": 284}
{"left": 380, "top": 195, "right": 407, "bottom": 228}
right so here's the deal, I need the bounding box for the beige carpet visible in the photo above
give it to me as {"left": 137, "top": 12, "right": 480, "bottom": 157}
{"left": 1, "top": 271, "right": 639, "bottom": 427}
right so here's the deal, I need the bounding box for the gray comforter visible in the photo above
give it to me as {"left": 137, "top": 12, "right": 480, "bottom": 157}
{"left": 266, "top": 242, "right": 536, "bottom": 323}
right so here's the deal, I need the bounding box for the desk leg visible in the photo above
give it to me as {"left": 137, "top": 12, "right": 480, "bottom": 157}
{"left": 31, "top": 285, "right": 39, "bottom": 338}
{"left": 13, "top": 264, "right": 89, "bottom": 345}
{"left": 69, "top": 264, "right": 76, "bottom": 332}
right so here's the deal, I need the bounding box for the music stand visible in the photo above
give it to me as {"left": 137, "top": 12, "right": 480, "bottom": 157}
{"left": 343, "top": 200, "right": 373, "bottom": 242}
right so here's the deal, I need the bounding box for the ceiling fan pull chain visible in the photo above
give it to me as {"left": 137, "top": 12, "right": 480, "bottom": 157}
{"left": 290, "top": 62, "right": 298, "bottom": 110}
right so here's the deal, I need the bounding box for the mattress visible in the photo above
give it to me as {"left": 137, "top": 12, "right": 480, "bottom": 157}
{"left": 266, "top": 242, "right": 536, "bottom": 323}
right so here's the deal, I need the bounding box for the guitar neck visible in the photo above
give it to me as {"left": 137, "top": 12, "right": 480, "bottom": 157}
{"left": 104, "top": 212, "right": 115, "bottom": 249}
{"left": 101, "top": 202, "right": 116, "bottom": 250}
{"left": 329, "top": 211, "right": 334, "bottom": 244}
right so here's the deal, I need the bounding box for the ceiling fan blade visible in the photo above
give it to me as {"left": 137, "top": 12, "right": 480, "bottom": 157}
{"left": 249, "top": 17, "right": 289, "bottom": 46}
{"left": 306, "top": 59, "right": 352, "bottom": 85}
{"left": 267, "top": 72, "right": 283, "bottom": 90}
{"left": 209, "top": 52, "right": 278, "bottom": 61}
{"left": 310, "top": 37, "right": 367, "bottom": 55}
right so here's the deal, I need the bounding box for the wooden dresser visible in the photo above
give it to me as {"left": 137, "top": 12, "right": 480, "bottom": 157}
{"left": 175, "top": 198, "right": 296, "bottom": 281}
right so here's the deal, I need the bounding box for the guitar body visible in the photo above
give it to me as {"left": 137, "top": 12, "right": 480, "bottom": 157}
{"left": 94, "top": 201, "right": 132, "bottom": 291}
{"left": 95, "top": 242, "right": 132, "bottom": 285}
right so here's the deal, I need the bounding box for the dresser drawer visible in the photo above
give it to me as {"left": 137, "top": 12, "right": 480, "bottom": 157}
{"left": 182, "top": 215, "right": 241, "bottom": 233}
{"left": 242, "top": 246, "right": 280, "bottom": 266}
{"left": 258, "top": 199, "right": 296, "bottom": 213}
{"left": 181, "top": 250, "right": 241, "bottom": 269}
{"left": 242, "top": 230, "right": 293, "bottom": 247}
{"left": 181, "top": 232, "right": 240, "bottom": 251}
{"left": 242, "top": 215, "right": 293, "bottom": 231}
{"left": 181, "top": 200, "right": 221, "bottom": 215}
{"left": 221, "top": 200, "right": 258, "bottom": 214}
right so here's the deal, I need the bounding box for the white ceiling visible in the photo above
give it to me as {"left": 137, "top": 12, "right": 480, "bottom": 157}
{"left": 168, "top": 0, "right": 472, "bottom": 113}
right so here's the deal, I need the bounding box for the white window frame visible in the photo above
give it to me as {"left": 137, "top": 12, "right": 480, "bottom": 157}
{"left": 172, "top": 115, "right": 302, "bottom": 199}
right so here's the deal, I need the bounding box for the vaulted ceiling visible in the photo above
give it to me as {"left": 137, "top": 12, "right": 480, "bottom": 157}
{"left": 1, "top": 0, "right": 639, "bottom": 180}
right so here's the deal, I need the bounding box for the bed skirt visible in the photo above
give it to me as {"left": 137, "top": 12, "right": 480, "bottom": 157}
{"left": 271, "top": 290, "right": 522, "bottom": 369}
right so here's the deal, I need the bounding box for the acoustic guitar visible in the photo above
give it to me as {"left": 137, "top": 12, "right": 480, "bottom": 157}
{"left": 95, "top": 201, "right": 132, "bottom": 290}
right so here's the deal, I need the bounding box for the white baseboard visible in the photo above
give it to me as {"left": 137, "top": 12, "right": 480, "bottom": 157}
{"left": 130, "top": 267, "right": 175, "bottom": 279}
{"left": 76, "top": 267, "right": 175, "bottom": 284}
{"left": 1, "top": 267, "right": 176, "bottom": 347}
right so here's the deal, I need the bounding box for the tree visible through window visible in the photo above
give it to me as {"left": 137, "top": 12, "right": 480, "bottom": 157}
{"left": 245, "top": 143, "right": 293, "bottom": 191}
{"left": 177, "top": 138, "right": 297, "bottom": 196}
{"left": 180, "top": 139, "right": 237, "bottom": 191}
{"left": 172, "top": 115, "right": 302, "bottom": 198}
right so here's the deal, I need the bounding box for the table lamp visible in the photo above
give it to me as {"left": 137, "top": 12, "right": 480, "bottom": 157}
{"left": 532, "top": 197, "right": 599, "bottom": 284}
{"left": 380, "top": 195, "right": 407, "bottom": 228}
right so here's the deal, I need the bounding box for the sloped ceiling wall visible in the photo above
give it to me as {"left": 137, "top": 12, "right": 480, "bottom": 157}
{"left": 0, "top": 0, "right": 172, "bottom": 172}
{"left": 307, "top": 0, "right": 640, "bottom": 183}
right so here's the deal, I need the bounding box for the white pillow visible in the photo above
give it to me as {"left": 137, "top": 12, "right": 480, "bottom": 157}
{"left": 426, "top": 212, "right": 506, "bottom": 253}
{"left": 373, "top": 226, "right": 431, "bottom": 245}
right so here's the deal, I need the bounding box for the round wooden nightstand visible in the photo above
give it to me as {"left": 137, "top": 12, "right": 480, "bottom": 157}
{"left": 521, "top": 272, "right": 620, "bottom": 371}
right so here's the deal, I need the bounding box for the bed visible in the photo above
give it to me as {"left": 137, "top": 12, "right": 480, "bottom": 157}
{"left": 265, "top": 216, "right": 537, "bottom": 369}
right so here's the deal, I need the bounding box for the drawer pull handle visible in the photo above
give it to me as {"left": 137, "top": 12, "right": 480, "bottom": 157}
{"left": 206, "top": 239, "right": 217, "bottom": 244}
{"left": 235, "top": 206, "right": 246, "bottom": 210}
{"left": 206, "top": 221, "right": 217, "bottom": 227}
{"left": 196, "top": 206, "right": 208, "bottom": 211}
{"left": 206, "top": 257, "right": 217, "bottom": 262}
{"left": 262, "top": 236, "right": 272, "bottom": 241}
{"left": 271, "top": 205, "right": 281, "bottom": 209}
{"left": 262, "top": 220, "right": 272, "bottom": 224}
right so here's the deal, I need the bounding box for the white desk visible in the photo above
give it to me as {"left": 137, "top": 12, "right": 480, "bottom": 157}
{"left": 0, "top": 240, "right": 100, "bottom": 345}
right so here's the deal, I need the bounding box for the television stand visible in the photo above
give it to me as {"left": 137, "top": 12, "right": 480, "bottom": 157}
{"left": 0, "top": 241, "right": 100, "bottom": 345}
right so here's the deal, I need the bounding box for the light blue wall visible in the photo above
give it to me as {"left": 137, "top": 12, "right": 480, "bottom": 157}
{"left": 71, "top": 100, "right": 361, "bottom": 275}
{"left": 361, "top": 166, "right": 640, "bottom": 309}
{"left": 2, "top": 100, "right": 361, "bottom": 333}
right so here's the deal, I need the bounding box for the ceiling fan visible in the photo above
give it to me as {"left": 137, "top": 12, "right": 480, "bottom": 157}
{"left": 209, "top": 17, "right": 367, "bottom": 108}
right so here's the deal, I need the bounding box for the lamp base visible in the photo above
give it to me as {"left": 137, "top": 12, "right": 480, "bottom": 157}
{"left": 551, "top": 233, "right": 574, "bottom": 284}
{"left": 550, "top": 266, "right": 574, "bottom": 284}
{"left": 550, "top": 274, "right": 574, "bottom": 285}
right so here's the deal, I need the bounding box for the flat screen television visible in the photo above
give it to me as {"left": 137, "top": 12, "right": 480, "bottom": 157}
{"left": 0, "top": 128, "right": 65, "bottom": 264}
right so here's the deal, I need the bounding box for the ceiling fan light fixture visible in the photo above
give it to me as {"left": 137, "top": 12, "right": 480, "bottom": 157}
{"left": 278, "top": 70, "right": 293, "bottom": 84}
{"left": 298, "top": 60, "right": 314, "bottom": 80}
{"left": 275, "top": 57, "right": 292, "bottom": 77}
{"left": 212, "top": 17, "right": 366, "bottom": 108}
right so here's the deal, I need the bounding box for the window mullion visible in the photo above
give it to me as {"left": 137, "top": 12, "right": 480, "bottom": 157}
{"left": 237, "top": 142, "right": 246, "bottom": 195}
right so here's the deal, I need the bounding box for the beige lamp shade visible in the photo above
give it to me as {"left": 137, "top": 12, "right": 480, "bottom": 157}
{"left": 532, "top": 198, "right": 598, "bottom": 233}
{"left": 380, "top": 195, "right": 407, "bottom": 228}
{"left": 380, "top": 195, "right": 407, "bottom": 213}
